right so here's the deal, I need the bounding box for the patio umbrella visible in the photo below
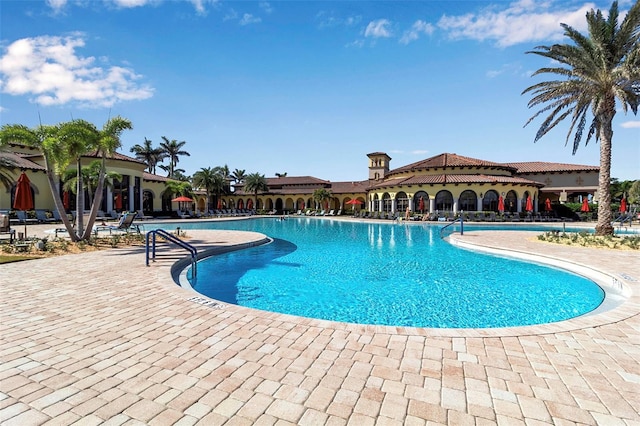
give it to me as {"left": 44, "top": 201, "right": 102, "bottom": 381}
{"left": 525, "top": 195, "right": 533, "bottom": 212}
{"left": 115, "top": 194, "right": 122, "bottom": 210}
{"left": 13, "top": 171, "right": 34, "bottom": 238}
{"left": 544, "top": 198, "right": 552, "bottom": 211}
{"left": 620, "top": 198, "right": 627, "bottom": 213}
{"left": 418, "top": 196, "right": 425, "bottom": 212}
{"left": 346, "top": 199, "right": 362, "bottom": 211}
{"left": 217, "top": 199, "right": 222, "bottom": 210}
{"left": 172, "top": 195, "right": 193, "bottom": 212}
{"left": 497, "top": 196, "right": 505, "bottom": 213}
{"left": 580, "top": 198, "right": 590, "bottom": 212}
{"left": 63, "top": 190, "right": 70, "bottom": 210}
{"left": 247, "top": 199, "right": 253, "bottom": 210}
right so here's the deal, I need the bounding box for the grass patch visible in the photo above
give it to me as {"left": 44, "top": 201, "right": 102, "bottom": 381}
{"left": 0, "top": 254, "right": 40, "bottom": 264}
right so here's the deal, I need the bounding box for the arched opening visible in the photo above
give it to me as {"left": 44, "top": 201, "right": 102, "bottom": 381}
{"left": 505, "top": 190, "right": 517, "bottom": 213}
{"left": 143, "top": 190, "right": 154, "bottom": 213}
{"left": 483, "top": 190, "right": 500, "bottom": 211}
{"left": 458, "top": 190, "right": 476, "bottom": 212}
{"left": 395, "top": 191, "right": 409, "bottom": 213}
{"left": 382, "top": 193, "right": 392, "bottom": 212}
{"left": 413, "top": 191, "right": 429, "bottom": 213}
{"left": 435, "top": 190, "right": 453, "bottom": 212}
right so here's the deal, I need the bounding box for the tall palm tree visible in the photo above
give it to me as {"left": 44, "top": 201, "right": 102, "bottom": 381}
{"left": 244, "top": 172, "right": 269, "bottom": 210}
{"left": 62, "top": 161, "right": 122, "bottom": 211}
{"left": 82, "top": 116, "right": 132, "bottom": 239}
{"left": 159, "top": 136, "right": 190, "bottom": 178}
{"left": 1, "top": 123, "right": 78, "bottom": 239}
{"left": 232, "top": 168, "right": 246, "bottom": 184}
{"left": 313, "top": 188, "right": 333, "bottom": 211}
{"left": 523, "top": 1, "right": 639, "bottom": 236}
{"left": 193, "top": 167, "right": 225, "bottom": 211}
{"left": 130, "top": 137, "right": 165, "bottom": 174}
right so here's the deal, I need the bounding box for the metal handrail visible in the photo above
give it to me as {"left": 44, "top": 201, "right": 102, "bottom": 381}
{"left": 439, "top": 215, "right": 464, "bottom": 239}
{"left": 146, "top": 229, "right": 198, "bottom": 279}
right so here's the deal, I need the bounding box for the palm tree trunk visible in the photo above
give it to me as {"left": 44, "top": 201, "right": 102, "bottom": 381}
{"left": 43, "top": 155, "right": 79, "bottom": 242}
{"left": 82, "top": 155, "right": 107, "bottom": 240}
{"left": 76, "top": 158, "right": 85, "bottom": 238}
{"left": 595, "top": 101, "right": 615, "bottom": 236}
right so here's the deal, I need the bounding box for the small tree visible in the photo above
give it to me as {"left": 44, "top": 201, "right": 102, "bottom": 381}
{"left": 244, "top": 172, "right": 269, "bottom": 211}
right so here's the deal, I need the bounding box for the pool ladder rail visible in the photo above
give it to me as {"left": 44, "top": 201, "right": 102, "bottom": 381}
{"left": 146, "top": 228, "right": 198, "bottom": 279}
{"left": 439, "top": 216, "right": 464, "bottom": 239}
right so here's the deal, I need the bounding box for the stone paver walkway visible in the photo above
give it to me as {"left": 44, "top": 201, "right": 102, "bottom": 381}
{"left": 1, "top": 224, "right": 639, "bottom": 425}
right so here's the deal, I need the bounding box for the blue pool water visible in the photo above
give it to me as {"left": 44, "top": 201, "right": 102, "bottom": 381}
{"left": 171, "top": 218, "right": 605, "bottom": 328}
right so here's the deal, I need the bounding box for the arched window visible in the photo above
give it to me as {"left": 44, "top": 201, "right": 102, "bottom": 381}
{"left": 372, "top": 193, "right": 380, "bottom": 211}
{"left": 382, "top": 193, "right": 392, "bottom": 212}
{"left": 143, "top": 190, "right": 154, "bottom": 212}
{"left": 505, "top": 190, "right": 517, "bottom": 213}
{"left": 459, "top": 190, "right": 476, "bottom": 212}
{"left": 483, "top": 190, "right": 499, "bottom": 211}
{"left": 396, "top": 191, "right": 409, "bottom": 212}
{"left": 435, "top": 190, "right": 453, "bottom": 211}
{"left": 413, "top": 191, "right": 429, "bottom": 213}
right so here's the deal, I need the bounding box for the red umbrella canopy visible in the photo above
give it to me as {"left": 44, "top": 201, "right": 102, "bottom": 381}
{"left": 13, "top": 172, "right": 34, "bottom": 211}
{"left": 620, "top": 198, "right": 627, "bottom": 213}
{"left": 346, "top": 199, "right": 361, "bottom": 205}
{"left": 544, "top": 198, "right": 552, "bottom": 211}
{"left": 525, "top": 196, "right": 533, "bottom": 212}
{"left": 581, "top": 198, "right": 590, "bottom": 212}
{"left": 63, "top": 190, "right": 70, "bottom": 209}
{"left": 497, "top": 196, "right": 505, "bottom": 212}
{"left": 172, "top": 195, "right": 193, "bottom": 203}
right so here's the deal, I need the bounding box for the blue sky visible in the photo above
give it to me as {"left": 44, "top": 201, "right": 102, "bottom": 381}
{"left": 1, "top": 0, "right": 638, "bottom": 182}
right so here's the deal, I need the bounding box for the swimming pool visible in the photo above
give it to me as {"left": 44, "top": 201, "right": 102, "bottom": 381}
{"left": 167, "top": 217, "right": 607, "bottom": 328}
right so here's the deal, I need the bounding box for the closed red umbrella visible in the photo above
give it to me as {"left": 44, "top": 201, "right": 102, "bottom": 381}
{"left": 14, "top": 172, "right": 34, "bottom": 238}
{"left": 525, "top": 195, "right": 533, "bottom": 212}
{"left": 115, "top": 194, "right": 122, "bottom": 210}
{"left": 581, "top": 198, "right": 590, "bottom": 212}
{"left": 247, "top": 199, "right": 253, "bottom": 210}
{"left": 63, "top": 190, "right": 70, "bottom": 210}
{"left": 544, "top": 198, "right": 552, "bottom": 211}
{"left": 497, "top": 196, "right": 505, "bottom": 213}
{"left": 217, "top": 199, "right": 222, "bottom": 210}
{"left": 620, "top": 198, "right": 627, "bottom": 213}
{"left": 418, "top": 196, "right": 425, "bottom": 212}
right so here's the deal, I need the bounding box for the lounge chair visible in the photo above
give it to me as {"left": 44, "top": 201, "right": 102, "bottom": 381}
{"left": 317, "top": 210, "right": 326, "bottom": 216}
{"left": 0, "top": 213, "right": 16, "bottom": 243}
{"left": 14, "top": 210, "right": 38, "bottom": 224}
{"left": 95, "top": 212, "right": 140, "bottom": 234}
{"left": 327, "top": 210, "right": 335, "bottom": 216}
{"left": 35, "top": 209, "right": 56, "bottom": 223}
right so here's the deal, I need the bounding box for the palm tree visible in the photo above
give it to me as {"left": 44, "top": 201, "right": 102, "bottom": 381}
{"left": 62, "top": 161, "right": 122, "bottom": 210}
{"left": 523, "top": 1, "right": 640, "bottom": 236}
{"left": 275, "top": 172, "right": 288, "bottom": 178}
{"left": 1, "top": 123, "right": 78, "bottom": 239}
{"left": 244, "top": 172, "right": 269, "bottom": 211}
{"left": 232, "top": 168, "right": 246, "bottom": 184}
{"left": 159, "top": 136, "right": 190, "bottom": 178}
{"left": 313, "top": 188, "right": 333, "bottom": 211}
{"left": 82, "top": 116, "right": 132, "bottom": 239}
{"left": 130, "top": 138, "right": 165, "bottom": 174}
{"left": 193, "top": 167, "right": 225, "bottom": 211}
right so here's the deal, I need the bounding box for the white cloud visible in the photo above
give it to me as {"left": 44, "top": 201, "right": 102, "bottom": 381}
{"left": 400, "top": 20, "right": 435, "bottom": 45}
{"left": 411, "top": 150, "right": 429, "bottom": 155}
{"left": 112, "top": 0, "right": 152, "bottom": 7}
{"left": 239, "top": 13, "right": 261, "bottom": 26}
{"left": 259, "top": 2, "right": 273, "bottom": 14}
{"left": 45, "top": 0, "right": 67, "bottom": 13}
{"left": 316, "top": 11, "right": 362, "bottom": 29}
{"left": 364, "top": 19, "right": 392, "bottom": 38}
{"left": 223, "top": 9, "right": 238, "bottom": 21}
{"left": 0, "top": 35, "right": 154, "bottom": 108}
{"left": 437, "top": 0, "right": 596, "bottom": 47}
{"left": 620, "top": 121, "right": 640, "bottom": 129}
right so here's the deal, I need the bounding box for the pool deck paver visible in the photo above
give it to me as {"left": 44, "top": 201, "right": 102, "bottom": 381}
{"left": 1, "top": 222, "right": 639, "bottom": 425}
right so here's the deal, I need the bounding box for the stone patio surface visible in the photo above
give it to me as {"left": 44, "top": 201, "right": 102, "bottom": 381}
{"left": 1, "top": 219, "right": 639, "bottom": 425}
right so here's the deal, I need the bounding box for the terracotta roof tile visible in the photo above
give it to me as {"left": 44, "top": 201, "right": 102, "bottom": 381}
{"left": 265, "top": 176, "right": 330, "bottom": 186}
{"left": 370, "top": 174, "right": 543, "bottom": 189}
{"left": 0, "top": 151, "right": 46, "bottom": 172}
{"left": 391, "top": 153, "right": 515, "bottom": 175}
{"left": 504, "top": 161, "right": 599, "bottom": 174}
